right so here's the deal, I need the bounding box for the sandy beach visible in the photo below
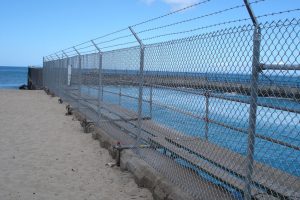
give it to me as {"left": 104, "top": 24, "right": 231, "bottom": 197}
{"left": 0, "top": 90, "right": 153, "bottom": 200}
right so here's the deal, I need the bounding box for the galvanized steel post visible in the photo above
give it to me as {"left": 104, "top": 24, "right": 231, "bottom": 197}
{"left": 129, "top": 26, "right": 145, "bottom": 144}
{"left": 55, "top": 53, "right": 62, "bottom": 96}
{"left": 91, "top": 40, "right": 103, "bottom": 128}
{"left": 204, "top": 89, "right": 209, "bottom": 140}
{"left": 119, "top": 87, "right": 122, "bottom": 106}
{"left": 49, "top": 55, "right": 55, "bottom": 92}
{"left": 243, "top": 1, "right": 261, "bottom": 199}
{"left": 150, "top": 86, "right": 153, "bottom": 119}
{"left": 62, "top": 50, "right": 69, "bottom": 100}
{"left": 73, "top": 47, "right": 82, "bottom": 112}
{"left": 42, "top": 57, "right": 45, "bottom": 88}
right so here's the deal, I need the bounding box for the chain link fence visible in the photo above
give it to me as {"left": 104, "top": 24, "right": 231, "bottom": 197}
{"left": 42, "top": 1, "right": 300, "bottom": 199}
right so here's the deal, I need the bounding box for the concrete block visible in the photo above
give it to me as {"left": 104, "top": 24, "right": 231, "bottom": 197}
{"left": 75, "top": 121, "right": 195, "bottom": 200}
{"left": 153, "top": 179, "right": 171, "bottom": 200}
{"left": 167, "top": 189, "right": 195, "bottom": 200}
{"left": 120, "top": 150, "right": 135, "bottom": 170}
{"left": 91, "top": 131, "right": 98, "bottom": 140}
{"left": 154, "top": 178, "right": 194, "bottom": 200}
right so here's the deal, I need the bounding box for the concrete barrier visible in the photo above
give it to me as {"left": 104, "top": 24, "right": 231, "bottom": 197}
{"left": 71, "top": 109, "right": 194, "bottom": 200}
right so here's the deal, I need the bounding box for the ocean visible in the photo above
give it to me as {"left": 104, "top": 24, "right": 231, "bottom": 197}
{"left": 80, "top": 85, "right": 300, "bottom": 178}
{"left": 0, "top": 66, "right": 28, "bottom": 89}
{"left": 2, "top": 64, "right": 300, "bottom": 197}
{"left": 2, "top": 65, "right": 299, "bottom": 175}
{"left": 77, "top": 84, "right": 300, "bottom": 198}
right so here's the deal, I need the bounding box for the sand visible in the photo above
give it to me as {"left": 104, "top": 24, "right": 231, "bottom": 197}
{"left": 0, "top": 90, "right": 153, "bottom": 200}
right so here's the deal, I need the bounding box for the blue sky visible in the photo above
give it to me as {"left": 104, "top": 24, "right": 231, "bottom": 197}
{"left": 0, "top": 0, "right": 299, "bottom": 66}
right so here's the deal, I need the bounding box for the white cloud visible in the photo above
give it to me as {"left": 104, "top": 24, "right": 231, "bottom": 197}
{"left": 142, "top": 0, "right": 156, "bottom": 5}
{"left": 142, "top": 0, "right": 200, "bottom": 10}
{"left": 163, "top": 0, "right": 200, "bottom": 10}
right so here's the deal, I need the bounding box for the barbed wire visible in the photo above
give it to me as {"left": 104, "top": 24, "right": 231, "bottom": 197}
{"left": 131, "top": 0, "right": 212, "bottom": 28}
{"left": 92, "top": 27, "right": 129, "bottom": 41}
{"left": 94, "top": 34, "right": 133, "bottom": 46}
{"left": 58, "top": 0, "right": 263, "bottom": 54}
{"left": 257, "top": 8, "right": 300, "bottom": 19}
{"left": 63, "top": 49, "right": 76, "bottom": 55}
{"left": 73, "top": 41, "right": 92, "bottom": 48}
{"left": 67, "top": 53, "right": 80, "bottom": 58}
{"left": 47, "top": 28, "right": 130, "bottom": 58}
{"left": 100, "top": 41, "right": 138, "bottom": 50}
{"left": 45, "top": 2, "right": 300, "bottom": 60}
{"left": 141, "top": 8, "right": 300, "bottom": 42}
{"left": 76, "top": 44, "right": 95, "bottom": 51}
{"left": 80, "top": 49, "right": 98, "bottom": 55}
{"left": 137, "top": 0, "right": 266, "bottom": 34}
{"left": 68, "top": 28, "right": 130, "bottom": 49}
{"left": 46, "top": 0, "right": 212, "bottom": 58}
{"left": 142, "top": 17, "right": 251, "bottom": 41}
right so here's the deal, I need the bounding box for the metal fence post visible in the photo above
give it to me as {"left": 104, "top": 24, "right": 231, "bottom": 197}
{"left": 44, "top": 57, "right": 48, "bottom": 89}
{"left": 119, "top": 87, "right": 122, "bottom": 106}
{"left": 204, "top": 90, "right": 209, "bottom": 140}
{"left": 129, "top": 26, "right": 145, "bottom": 144}
{"left": 91, "top": 40, "right": 103, "bottom": 128}
{"left": 47, "top": 57, "right": 51, "bottom": 91}
{"left": 150, "top": 85, "right": 153, "bottom": 119}
{"left": 73, "top": 47, "right": 81, "bottom": 112}
{"left": 62, "top": 50, "right": 69, "bottom": 100}
{"left": 48, "top": 57, "right": 51, "bottom": 91}
{"left": 42, "top": 57, "right": 45, "bottom": 88}
{"left": 63, "top": 50, "right": 71, "bottom": 89}
{"left": 51, "top": 56, "right": 55, "bottom": 93}
{"left": 58, "top": 53, "right": 64, "bottom": 98}
{"left": 243, "top": 1, "right": 261, "bottom": 199}
{"left": 55, "top": 53, "right": 61, "bottom": 96}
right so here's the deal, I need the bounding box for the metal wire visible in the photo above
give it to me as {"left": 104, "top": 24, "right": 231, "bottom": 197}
{"left": 141, "top": 9, "right": 300, "bottom": 42}
{"left": 142, "top": 18, "right": 252, "bottom": 41}
{"left": 42, "top": 4, "right": 300, "bottom": 200}
{"left": 257, "top": 8, "right": 300, "bottom": 19}
{"left": 45, "top": 0, "right": 212, "bottom": 58}
{"left": 100, "top": 41, "right": 138, "bottom": 50}
{"left": 137, "top": 0, "right": 266, "bottom": 34}
{"left": 131, "top": 0, "right": 212, "bottom": 27}
{"left": 94, "top": 34, "right": 133, "bottom": 46}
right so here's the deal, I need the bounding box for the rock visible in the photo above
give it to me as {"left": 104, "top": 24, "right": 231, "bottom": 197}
{"left": 19, "top": 84, "right": 28, "bottom": 90}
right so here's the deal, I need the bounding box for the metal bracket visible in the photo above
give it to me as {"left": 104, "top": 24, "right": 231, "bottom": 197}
{"left": 62, "top": 50, "right": 68, "bottom": 58}
{"left": 65, "top": 105, "right": 73, "bottom": 115}
{"left": 113, "top": 143, "right": 150, "bottom": 166}
{"left": 55, "top": 53, "right": 61, "bottom": 60}
{"left": 73, "top": 46, "right": 81, "bottom": 56}
{"left": 243, "top": 0, "right": 258, "bottom": 27}
{"left": 129, "top": 26, "right": 144, "bottom": 49}
{"left": 91, "top": 40, "right": 102, "bottom": 54}
{"left": 49, "top": 55, "right": 55, "bottom": 61}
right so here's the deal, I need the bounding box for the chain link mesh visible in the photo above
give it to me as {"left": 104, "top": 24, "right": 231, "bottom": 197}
{"left": 42, "top": 18, "right": 300, "bottom": 199}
